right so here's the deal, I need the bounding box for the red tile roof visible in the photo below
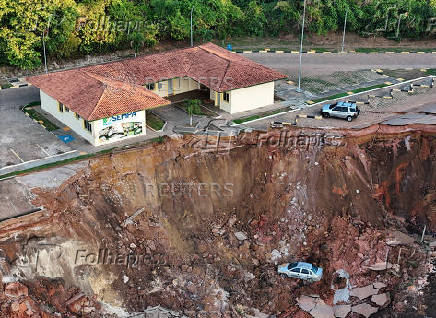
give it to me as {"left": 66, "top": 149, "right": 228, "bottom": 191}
{"left": 27, "top": 43, "right": 286, "bottom": 121}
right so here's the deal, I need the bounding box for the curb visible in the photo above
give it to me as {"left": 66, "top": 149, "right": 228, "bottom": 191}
{"left": 297, "top": 114, "right": 323, "bottom": 120}
{"left": 1, "top": 83, "right": 31, "bottom": 90}
{"left": 236, "top": 49, "right": 436, "bottom": 55}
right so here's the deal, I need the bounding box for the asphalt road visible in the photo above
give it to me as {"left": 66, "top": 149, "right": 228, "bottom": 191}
{"left": 244, "top": 52, "right": 436, "bottom": 77}
{"left": 0, "top": 86, "right": 40, "bottom": 109}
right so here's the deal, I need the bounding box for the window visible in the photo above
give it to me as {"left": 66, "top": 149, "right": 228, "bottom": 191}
{"left": 223, "top": 92, "right": 230, "bottom": 102}
{"left": 58, "top": 102, "right": 64, "bottom": 112}
{"left": 83, "top": 119, "right": 92, "bottom": 132}
{"left": 158, "top": 81, "right": 163, "bottom": 90}
{"left": 301, "top": 269, "right": 310, "bottom": 275}
{"left": 288, "top": 262, "right": 298, "bottom": 269}
{"left": 75, "top": 112, "right": 80, "bottom": 120}
{"left": 65, "top": 107, "right": 69, "bottom": 112}
{"left": 290, "top": 268, "right": 300, "bottom": 273}
{"left": 146, "top": 83, "right": 155, "bottom": 90}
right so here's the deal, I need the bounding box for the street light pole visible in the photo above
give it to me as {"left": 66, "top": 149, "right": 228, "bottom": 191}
{"left": 190, "top": 7, "right": 194, "bottom": 47}
{"left": 42, "top": 16, "right": 51, "bottom": 74}
{"left": 42, "top": 31, "right": 48, "bottom": 74}
{"left": 297, "top": 0, "right": 306, "bottom": 92}
{"left": 341, "top": 9, "right": 348, "bottom": 53}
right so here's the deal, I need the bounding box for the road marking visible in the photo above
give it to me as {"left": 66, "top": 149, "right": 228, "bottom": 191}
{"left": 242, "top": 50, "right": 252, "bottom": 54}
{"left": 36, "top": 144, "right": 50, "bottom": 156}
{"left": 291, "top": 51, "right": 299, "bottom": 54}
{"left": 275, "top": 50, "right": 284, "bottom": 54}
{"left": 0, "top": 150, "right": 78, "bottom": 171}
{"left": 385, "top": 81, "right": 392, "bottom": 85}
{"left": 9, "top": 148, "right": 24, "bottom": 163}
{"left": 397, "top": 78, "right": 405, "bottom": 82}
{"left": 347, "top": 92, "right": 353, "bottom": 95}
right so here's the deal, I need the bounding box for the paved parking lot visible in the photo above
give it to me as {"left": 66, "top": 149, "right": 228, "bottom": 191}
{"left": 244, "top": 82, "right": 436, "bottom": 131}
{"left": 0, "top": 87, "right": 75, "bottom": 174}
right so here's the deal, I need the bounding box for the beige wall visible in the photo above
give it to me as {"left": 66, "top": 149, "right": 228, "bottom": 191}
{"left": 209, "top": 81, "right": 275, "bottom": 114}
{"left": 227, "top": 81, "right": 275, "bottom": 114}
{"left": 147, "top": 77, "right": 200, "bottom": 97}
{"left": 40, "top": 90, "right": 95, "bottom": 144}
{"left": 40, "top": 90, "right": 146, "bottom": 146}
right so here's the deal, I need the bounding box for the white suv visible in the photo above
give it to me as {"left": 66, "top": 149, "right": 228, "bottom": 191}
{"left": 321, "top": 101, "right": 360, "bottom": 122}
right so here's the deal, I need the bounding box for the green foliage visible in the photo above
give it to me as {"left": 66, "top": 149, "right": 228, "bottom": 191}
{"left": 184, "top": 99, "right": 202, "bottom": 115}
{"left": 1, "top": 0, "right": 436, "bottom": 69}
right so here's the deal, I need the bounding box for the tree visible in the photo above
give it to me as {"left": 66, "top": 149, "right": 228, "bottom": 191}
{"left": 129, "top": 31, "right": 145, "bottom": 57}
{"left": 184, "top": 99, "right": 201, "bottom": 126}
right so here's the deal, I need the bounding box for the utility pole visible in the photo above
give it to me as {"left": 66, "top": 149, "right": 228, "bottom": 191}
{"left": 341, "top": 9, "right": 348, "bottom": 53}
{"left": 190, "top": 7, "right": 194, "bottom": 47}
{"left": 42, "top": 16, "right": 51, "bottom": 74}
{"left": 297, "top": 0, "right": 306, "bottom": 92}
{"left": 42, "top": 30, "right": 48, "bottom": 74}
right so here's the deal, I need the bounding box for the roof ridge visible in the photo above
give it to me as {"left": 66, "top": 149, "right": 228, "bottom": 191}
{"left": 198, "top": 44, "right": 232, "bottom": 63}
{"left": 87, "top": 84, "right": 108, "bottom": 120}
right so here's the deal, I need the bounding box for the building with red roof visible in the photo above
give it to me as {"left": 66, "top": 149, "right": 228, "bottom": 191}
{"left": 27, "top": 42, "right": 286, "bottom": 146}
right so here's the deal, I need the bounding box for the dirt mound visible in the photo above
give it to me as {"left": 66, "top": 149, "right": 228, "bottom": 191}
{"left": 0, "top": 126, "right": 434, "bottom": 317}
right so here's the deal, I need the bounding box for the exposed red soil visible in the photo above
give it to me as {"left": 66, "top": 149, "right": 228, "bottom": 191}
{"left": 0, "top": 125, "right": 434, "bottom": 317}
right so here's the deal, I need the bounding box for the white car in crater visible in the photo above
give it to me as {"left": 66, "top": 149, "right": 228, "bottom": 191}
{"left": 277, "top": 262, "right": 323, "bottom": 282}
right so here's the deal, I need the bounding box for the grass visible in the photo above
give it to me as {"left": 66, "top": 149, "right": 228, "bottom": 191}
{"left": 1, "top": 83, "right": 13, "bottom": 89}
{"left": 146, "top": 111, "right": 165, "bottom": 131}
{"left": 311, "top": 83, "right": 390, "bottom": 103}
{"left": 22, "top": 103, "right": 59, "bottom": 131}
{"left": 427, "top": 69, "right": 436, "bottom": 76}
{"left": 311, "top": 47, "right": 335, "bottom": 53}
{"left": 350, "top": 83, "right": 388, "bottom": 94}
{"left": 312, "top": 92, "right": 349, "bottom": 104}
{"left": 355, "top": 47, "right": 436, "bottom": 53}
{"left": 232, "top": 107, "right": 288, "bottom": 124}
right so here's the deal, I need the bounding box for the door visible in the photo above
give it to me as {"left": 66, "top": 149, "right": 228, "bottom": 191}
{"left": 168, "top": 79, "right": 173, "bottom": 96}
{"left": 300, "top": 269, "right": 310, "bottom": 279}
{"left": 290, "top": 268, "right": 301, "bottom": 278}
{"left": 332, "top": 106, "right": 346, "bottom": 119}
{"left": 215, "top": 91, "right": 221, "bottom": 107}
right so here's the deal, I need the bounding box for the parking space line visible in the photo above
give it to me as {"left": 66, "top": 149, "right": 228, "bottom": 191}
{"left": 9, "top": 148, "right": 24, "bottom": 163}
{"left": 0, "top": 150, "right": 78, "bottom": 172}
{"left": 36, "top": 144, "right": 51, "bottom": 156}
